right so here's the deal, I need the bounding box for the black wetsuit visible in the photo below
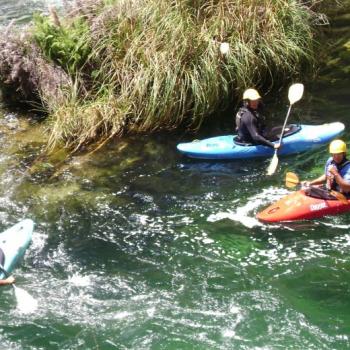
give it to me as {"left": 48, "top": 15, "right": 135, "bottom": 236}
{"left": 235, "top": 106, "right": 275, "bottom": 148}
{"left": 0, "top": 248, "right": 4, "bottom": 266}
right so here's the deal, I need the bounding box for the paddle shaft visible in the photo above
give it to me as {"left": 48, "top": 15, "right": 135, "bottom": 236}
{"left": 267, "top": 105, "right": 293, "bottom": 175}
{"left": 0, "top": 264, "right": 9, "bottom": 278}
{"left": 266, "top": 83, "right": 304, "bottom": 175}
{"left": 277, "top": 105, "right": 292, "bottom": 146}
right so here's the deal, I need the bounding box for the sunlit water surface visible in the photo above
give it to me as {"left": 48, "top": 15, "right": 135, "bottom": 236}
{"left": 0, "top": 2, "right": 350, "bottom": 349}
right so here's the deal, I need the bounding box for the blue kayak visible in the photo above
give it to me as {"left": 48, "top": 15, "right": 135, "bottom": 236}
{"left": 177, "top": 122, "right": 345, "bottom": 160}
{"left": 0, "top": 219, "right": 34, "bottom": 279}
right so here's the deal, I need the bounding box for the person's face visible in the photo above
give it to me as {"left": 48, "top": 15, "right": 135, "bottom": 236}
{"left": 332, "top": 152, "right": 345, "bottom": 164}
{"left": 249, "top": 99, "right": 260, "bottom": 110}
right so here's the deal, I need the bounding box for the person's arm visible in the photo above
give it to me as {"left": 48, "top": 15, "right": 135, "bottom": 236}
{"left": 245, "top": 114, "right": 276, "bottom": 148}
{"left": 310, "top": 174, "right": 326, "bottom": 186}
{"left": 329, "top": 167, "right": 350, "bottom": 192}
{"left": 0, "top": 276, "right": 15, "bottom": 285}
{"left": 302, "top": 174, "right": 326, "bottom": 188}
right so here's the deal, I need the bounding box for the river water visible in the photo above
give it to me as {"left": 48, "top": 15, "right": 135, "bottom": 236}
{"left": 1, "top": 2, "right": 350, "bottom": 349}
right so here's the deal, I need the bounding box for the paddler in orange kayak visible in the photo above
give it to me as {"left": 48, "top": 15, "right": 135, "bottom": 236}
{"left": 302, "top": 139, "right": 350, "bottom": 199}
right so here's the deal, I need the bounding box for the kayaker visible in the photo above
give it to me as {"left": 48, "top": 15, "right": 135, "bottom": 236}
{"left": 302, "top": 139, "right": 350, "bottom": 198}
{"left": 0, "top": 247, "right": 15, "bottom": 286}
{"left": 235, "top": 88, "right": 281, "bottom": 149}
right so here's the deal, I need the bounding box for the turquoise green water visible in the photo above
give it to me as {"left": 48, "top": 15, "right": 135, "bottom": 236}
{"left": 1, "top": 2, "right": 350, "bottom": 349}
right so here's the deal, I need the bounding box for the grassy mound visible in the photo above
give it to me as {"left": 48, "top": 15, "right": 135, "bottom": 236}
{"left": 23, "top": 1, "right": 329, "bottom": 149}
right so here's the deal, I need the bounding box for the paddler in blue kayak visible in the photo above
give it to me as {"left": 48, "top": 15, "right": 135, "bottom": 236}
{"left": 235, "top": 88, "right": 281, "bottom": 150}
{"left": 0, "top": 247, "right": 15, "bottom": 286}
{"left": 302, "top": 139, "right": 350, "bottom": 198}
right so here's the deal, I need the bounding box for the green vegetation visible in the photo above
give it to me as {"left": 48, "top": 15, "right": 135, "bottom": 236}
{"left": 33, "top": 14, "right": 91, "bottom": 75}
{"left": 23, "top": 1, "right": 330, "bottom": 149}
{"left": 324, "top": 14, "right": 350, "bottom": 76}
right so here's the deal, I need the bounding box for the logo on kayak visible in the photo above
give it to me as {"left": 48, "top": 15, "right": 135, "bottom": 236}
{"left": 268, "top": 207, "right": 280, "bottom": 214}
{"left": 310, "top": 202, "right": 327, "bottom": 211}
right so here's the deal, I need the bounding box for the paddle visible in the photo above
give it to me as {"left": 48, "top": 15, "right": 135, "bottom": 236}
{"left": 285, "top": 171, "right": 348, "bottom": 204}
{"left": 0, "top": 263, "right": 37, "bottom": 313}
{"left": 267, "top": 83, "right": 304, "bottom": 175}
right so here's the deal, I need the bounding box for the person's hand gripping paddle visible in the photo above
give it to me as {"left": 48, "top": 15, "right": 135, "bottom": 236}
{"left": 285, "top": 171, "right": 348, "bottom": 204}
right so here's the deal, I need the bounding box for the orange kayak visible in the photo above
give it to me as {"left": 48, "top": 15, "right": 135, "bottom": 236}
{"left": 256, "top": 190, "right": 350, "bottom": 222}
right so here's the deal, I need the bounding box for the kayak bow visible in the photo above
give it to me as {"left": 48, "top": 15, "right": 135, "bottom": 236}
{"left": 256, "top": 190, "right": 350, "bottom": 223}
{"left": 0, "top": 219, "right": 34, "bottom": 279}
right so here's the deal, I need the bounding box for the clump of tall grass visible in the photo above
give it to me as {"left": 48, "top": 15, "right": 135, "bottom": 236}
{"left": 32, "top": 0, "right": 325, "bottom": 150}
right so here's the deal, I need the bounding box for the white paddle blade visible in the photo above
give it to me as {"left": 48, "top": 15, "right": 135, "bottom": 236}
{"left": 288, "top": 83, "right": 304, "bottom": 105}
{"left": 267, "top": 152, "right": 278, "bottom": 176}
{"left": 13, "top": 285, "right": 38, "bottom": 314}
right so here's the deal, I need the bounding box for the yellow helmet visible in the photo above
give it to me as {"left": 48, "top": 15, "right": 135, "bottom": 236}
{"left": 329, "top": 139, "right": 347, "bottom": 154}
{"left": 243, "top": 88, "right": 261, "bottom": 101}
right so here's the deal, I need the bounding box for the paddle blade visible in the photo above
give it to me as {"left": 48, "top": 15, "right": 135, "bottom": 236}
{"left": 267, "top": 152, "right": 278, "bottom": 175}
{"left": 288, "top": 83, "right": 304, "bottom": 105}
{"left": 285, "top": 172, "right": 300, "bottom": 188}
{"left": 13, "top": 285, "right": 38, "bottom": 314}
